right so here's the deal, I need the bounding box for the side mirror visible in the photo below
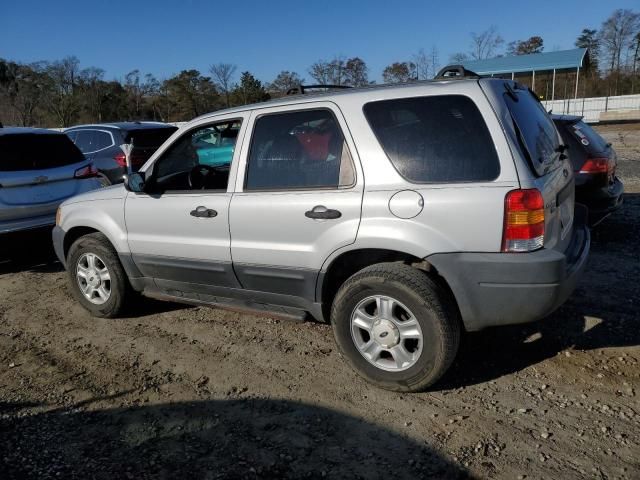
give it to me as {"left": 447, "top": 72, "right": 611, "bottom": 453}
{"left": 124, "top": 172, "right": 146, "bottom": 193}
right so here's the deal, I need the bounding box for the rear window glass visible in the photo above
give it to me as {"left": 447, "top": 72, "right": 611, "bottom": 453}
{"left": 363, "top": 95, "right": 500, "bottom": 183}
{"left": 569, "top": 121, "right": 608, "bottom": 152}
{"left": 504, "top": 89, "right": 559, "bottom": 174}
{"left": 73, "top": 129, "right": 113, "bottom": 153}
{"left": 0, "top": 134, "right": 85, "bottom": 171}
{"left": 125, "top": 127, "right": 177, "bottom": 147}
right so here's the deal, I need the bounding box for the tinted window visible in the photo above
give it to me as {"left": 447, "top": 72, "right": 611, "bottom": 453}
{"left": 568, "top": 121, "right": 608, "bottom": 153}
{"left": 150, "top": 120, "right": 240, "bottom": 192}
{"left": 73, "top": 130, "right": 112, "bottom": 153}
{"left": 125, "top": 127, "right": 177, "bottom": 147}
{"left": 364, "top": 95, "right": 500, "bottom": 183}
{"left": 0, "top": 134, "right": 85, "bottom": 171}
{"left": 504, "top": 89, "right": 560, "bottom": 175}
{"left": 245, "top": 109, "right": 355, "bottom": 190}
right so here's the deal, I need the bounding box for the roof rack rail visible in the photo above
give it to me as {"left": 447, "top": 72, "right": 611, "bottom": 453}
{"left": 434, "top": 65, "right": 480, "bottom": 80}
{"left": 286, "top": 84, "right": 353, "bottom": 95}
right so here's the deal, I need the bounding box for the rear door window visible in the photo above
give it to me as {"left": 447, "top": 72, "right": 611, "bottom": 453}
{"left": 73, "top": 130, "right": 113, "bottom": 153}
{"left": 245, "top": 109, "right": 355, "bottom": 190}
{"left": 363, "top": 95, "right": 500, "bottom": 183}
{"left": 0, "top": 134, "right": 85, "bottom": 171}
{"left": 504, "top": 88, "right": 560, "bottom": 176}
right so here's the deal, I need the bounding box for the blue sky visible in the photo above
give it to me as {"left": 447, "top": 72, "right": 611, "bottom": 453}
{"left": 1, "top": 0, "right": 637, "bottom": 83}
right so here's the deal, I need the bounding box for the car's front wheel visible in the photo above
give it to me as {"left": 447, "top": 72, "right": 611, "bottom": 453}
{"left": 331, "top": 263, "right": 460, "bottom": 392}
{"left": 67, "top": 232, "right": 131, "bottom": 318}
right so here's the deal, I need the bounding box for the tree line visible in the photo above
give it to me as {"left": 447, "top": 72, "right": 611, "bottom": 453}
{"left": 1, "top": 7, "right": 638, "bottom": 128}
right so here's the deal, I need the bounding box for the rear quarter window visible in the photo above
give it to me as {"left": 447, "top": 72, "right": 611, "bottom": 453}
{"left": 363, "top": 95, "right": 500, "bottom": 183}
{"left": 504, "top": 89, "right": 560, "bottom": 176}
{"left": 0, "top": 134, "right": 85, "bottom": 171}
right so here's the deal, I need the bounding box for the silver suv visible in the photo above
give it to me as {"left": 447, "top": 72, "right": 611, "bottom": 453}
{"left": 52, "top": 77, "right": 590, "bottom": 392}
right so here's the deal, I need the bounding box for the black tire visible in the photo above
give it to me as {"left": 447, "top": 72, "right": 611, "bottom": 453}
{"left": 66, "top": 232, "right": 131, "bottom": 318}
{"left": 331, "top": 262, "right": 460, "bottom": 392}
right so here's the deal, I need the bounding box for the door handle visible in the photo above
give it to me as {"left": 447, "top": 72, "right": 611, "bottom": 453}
{"left": 305, "top": 205, "right": 342, "bottom": 220}
{"left": 190, "top": 206, "right": 218, "bottom": 218}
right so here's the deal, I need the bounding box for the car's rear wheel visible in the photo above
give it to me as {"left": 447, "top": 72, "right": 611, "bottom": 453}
{"left": 67, "top": 232, "right": 131, "bottom": 318}
{"left": 331, "top": 263, "right": 460, "bottom": 392}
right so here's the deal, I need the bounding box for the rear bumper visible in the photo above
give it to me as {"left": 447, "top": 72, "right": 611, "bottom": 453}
{"left": 0, "top": 214, "right": 56, "bottom": 234}
{"left": 577, "top": 177, "right": 624, "bottom": 221}
{"left": 427, "top": 205, "right": 590, "bottom": 332}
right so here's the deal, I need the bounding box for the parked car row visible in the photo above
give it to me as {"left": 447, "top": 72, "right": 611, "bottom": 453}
{"left": 1, "top": 121, "right": 177, "bottom": 234}
{"left": 64, "top": 122, "right": 177, "bottom": 184}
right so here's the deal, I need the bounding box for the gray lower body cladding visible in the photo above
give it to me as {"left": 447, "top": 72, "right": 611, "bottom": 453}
{"left": 427, "top": 206, "right": 590, "bottom": 332}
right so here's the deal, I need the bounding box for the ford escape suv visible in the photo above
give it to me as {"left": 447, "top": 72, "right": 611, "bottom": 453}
{"left": 52, "top": 77, "right": 590, "bottom": 392}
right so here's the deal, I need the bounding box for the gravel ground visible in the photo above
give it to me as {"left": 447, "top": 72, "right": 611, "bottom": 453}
{"left": 1, "top": 124, "right": 639, "bottom": 479}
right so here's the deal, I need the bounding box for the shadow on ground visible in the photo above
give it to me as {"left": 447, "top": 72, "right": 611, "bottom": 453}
{"left": 0, "top": 397, "right": 470, "bottom": 479}
{"left": 0, "top": 227, "right": 61, "bottom": 274}
{"left": 439, "top": 193, "right": 640, "bottom": 389}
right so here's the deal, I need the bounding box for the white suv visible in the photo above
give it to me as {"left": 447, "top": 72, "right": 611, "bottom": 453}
{"left": 52, "top": 74, "right": 590, "bottom": 392}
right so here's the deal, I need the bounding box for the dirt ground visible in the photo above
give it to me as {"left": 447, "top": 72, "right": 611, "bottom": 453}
{"left": 1, "top": 124, "right": 639, "bottom": 480}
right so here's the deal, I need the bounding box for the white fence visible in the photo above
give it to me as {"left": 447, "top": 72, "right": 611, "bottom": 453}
{"left": 542, "top": 94, "right": 640, "bottom": 123}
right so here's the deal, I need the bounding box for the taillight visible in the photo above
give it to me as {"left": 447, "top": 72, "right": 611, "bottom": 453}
{"left": 74, "top": 164, "right": 98, "bottom": 179}
{"left": 502, "top": 189, "right": 545, "bottom": 253}
{"left": 114, "top": 152, "right": 127, "bottom": 167}
{"left": 579, "top": 157, "right": 610, "bottom": 175}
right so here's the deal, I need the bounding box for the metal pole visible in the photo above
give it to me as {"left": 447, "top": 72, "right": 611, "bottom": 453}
{"left": 532, "top": 70, "right": 535, "bottom": 91}
{"left": 551, "top": 69, "right": 556, "bottom": 101}
{"left": 574, "top": 67, "right": 580, "bottom": 100}
{"left": 511, "top": 72, "right": 514, "bottom": 80}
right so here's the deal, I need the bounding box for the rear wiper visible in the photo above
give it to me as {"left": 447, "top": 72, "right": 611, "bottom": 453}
{"left": 555, "top": 144, "right": 569, "bottom": 153}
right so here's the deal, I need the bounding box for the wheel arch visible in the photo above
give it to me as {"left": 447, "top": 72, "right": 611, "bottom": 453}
{"left": 318, "top": 247, "right": 455, "bottom": 321}
{"left": 63, "top": 226, "right": 102, "bottom": 261}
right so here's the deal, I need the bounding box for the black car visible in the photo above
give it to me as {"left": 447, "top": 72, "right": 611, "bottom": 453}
{"left": 552, "top": 115, "right": 624, "bottom": 225}
{"left": 64, "top": 122, "right": 178, "bottom": 184}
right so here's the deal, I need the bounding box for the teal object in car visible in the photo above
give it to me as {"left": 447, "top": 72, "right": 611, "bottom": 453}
{"left": 195, "top": 143, "right": 234, "bottom": 167}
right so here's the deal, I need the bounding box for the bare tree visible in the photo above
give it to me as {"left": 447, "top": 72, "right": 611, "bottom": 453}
{"left": 267, "top": 71, "right": 304, "bottom": 95}
{"left": 412, "top": 48, "right": 429, "bottom": 80}
{"left": 209, "top": 63, "right": 237, "bottom": 108}
{"left": 344, "top": 57, "right": 369, "bottom": 86}
{"left": 430, "top": 46, "right": 440, "bottom": 78}
{"left": 5, "top": 62, "right": 49, "bottom": 126}
{"left": 449, "top": 52, "right": 469, "bottom": 64}
{"left": 469, "top": 26, "right": 504, "bottom": 59}
{"left": 382, "top": 62, "right": 416, "bottom": 84}
{"left": 43, "top": 56, "right": 82, "bottom": 127}
{"left": 79, "top": 67, "right": 106, "bottom": 122}
{"left": 599, "top": 9, "right": 640, "bottom": 74}
{"left": 507, "top": 36, "right": 544, "bottom": 55}
{"left": 308, "top": 57, "right": 351, "bottom": 85}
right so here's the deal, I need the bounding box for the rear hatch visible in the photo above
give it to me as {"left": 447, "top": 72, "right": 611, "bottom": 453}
{"left": 502, "top": 84, "right": 575, "bottom": 252}
{"left": 125, "top": 127, "right": 177, "bottom": 169}
{"left": 0, "top": 133, "right": 90, "bottom": 222}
